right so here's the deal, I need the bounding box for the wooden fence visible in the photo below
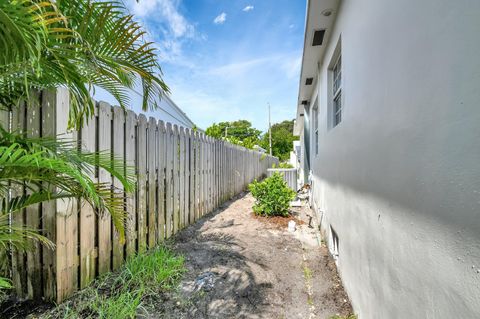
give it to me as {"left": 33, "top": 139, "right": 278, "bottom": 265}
{"left": 2, "top": 89, "right": 278, "bottom": 302}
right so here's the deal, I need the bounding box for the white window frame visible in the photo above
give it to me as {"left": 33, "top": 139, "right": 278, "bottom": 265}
{"left": 332, "top": 54, "right": 342, "bottom": 127}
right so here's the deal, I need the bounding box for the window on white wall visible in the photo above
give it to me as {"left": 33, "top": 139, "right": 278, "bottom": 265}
{"left": 332, "top": 54, "right": 342, "bottom": 127}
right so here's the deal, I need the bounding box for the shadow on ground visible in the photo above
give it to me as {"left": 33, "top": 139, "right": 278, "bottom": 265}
{"left": 149, "top": 194, "right": 279, "bottom": 319}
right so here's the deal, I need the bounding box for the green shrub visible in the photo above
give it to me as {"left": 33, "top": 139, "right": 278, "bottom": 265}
{"left": 272, "top": 162, "right": 294, "bottom": 169}
{"left": 249, "top": 172, "right": 296, "bottom": 217}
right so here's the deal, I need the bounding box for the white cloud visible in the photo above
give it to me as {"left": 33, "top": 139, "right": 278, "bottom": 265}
{"left": 213, "top": 12, "right": 227, "bottom": 25}
{"left": 242, "top": 5, "right": 254, "bottom": 12}
{"left": 281, "top": 56, "right": 302, "bottom": 80}
{"left": 127, "top": 0, "right": 197, "bottom": 65}
{"left": 209, "top": 57, "right": 272, "bottom": 77}
{"left": 130, "top": 0, "right": 194, "bottom": 38}
{"left": 209, "top": 53, "right": 302, "bottom": 80}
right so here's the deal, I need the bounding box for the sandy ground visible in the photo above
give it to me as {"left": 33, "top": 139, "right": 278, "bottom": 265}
{"left": 146, "top": 193, "right": 353, "bottom": 319}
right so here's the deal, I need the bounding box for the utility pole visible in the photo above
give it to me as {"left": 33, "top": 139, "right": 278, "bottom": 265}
{"left": 268, "top": 103, "right": 272, "bottom": 156}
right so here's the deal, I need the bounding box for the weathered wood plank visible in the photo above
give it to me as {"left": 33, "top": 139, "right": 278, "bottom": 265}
{"left": 26, "top": 93, "right": 42, "bottom": 298}
{"left": 198, "top": 134, "right": 204, "bottom": 217}
{"left": 194, "top": 132, "right": 200, "bottom": 221}
{"left": 97, "top": 102, "right": 112, "bottom": 276}
{"left": 178, "top": 127, "right": 185, "bottom": 228}
{"left": 189, "top": 130, "right": 195, "bottom": 224}
{"left": 172, "top": 125, "right": 180, "bottom": 233}
{"left": 184, "top": 129, "right": 190, "bottom": 226}
{"left": 137, "top": 114, "right": 148, "bottom": 252}
{"left": 112, "top": 107, "right": 125, "bottom": 269}
{"left": 165, "top": 123, "right": 173, "bottom": 238}
{"left": 157, "top": 121, "right": 166, "bottom": 241}
{"left": 55, "top": 89, "right": 78, "bottom": 302}
{"left": 125, "top": 110, "right": 137, "bottom": 257}
{"left": 79, "top": 109, "right": 96, "bottom": 288}
{"left": 11, "top": 102, "right": 27, "bottom": 298}
{"left": 205, "top": 136, "right": 212, "bottom": 214}
{"left": 147, "top": 117, "right": 157, "bottom": 248}
{"left": 41, "top": 90, "right": 57, "bottom": 300}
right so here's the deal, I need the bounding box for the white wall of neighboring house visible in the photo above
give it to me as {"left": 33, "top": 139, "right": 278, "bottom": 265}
{"left": 94, "top": 86, "right": 196, "bottom": 129}
{"left": 289, "top": 140, "right": 301, "bottom": 169}
{"left": 296, "top": 0, "right": 480, "bottom": 318}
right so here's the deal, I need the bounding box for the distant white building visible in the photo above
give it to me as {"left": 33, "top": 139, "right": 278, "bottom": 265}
{"left": 289, "top": 140, "right": 301, "bottom": 171}
{"left": 95, "top": 86, "right": 196, "bottom": 129}
{"left": 294, "top": 0, "right": 480, "bottom": 318}
{"left": 253, "top": 145, "right": 267, "bottom": 153}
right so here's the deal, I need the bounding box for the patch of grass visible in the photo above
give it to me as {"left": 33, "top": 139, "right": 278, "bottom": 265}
{"left": 303, "top": 265, "right": 312, "bottom": 280}
{"left": 307, "top": 295, "right": 314, "bottom": 306}
{"left": 43, "top": 246, "right": 185, "bottom": 319}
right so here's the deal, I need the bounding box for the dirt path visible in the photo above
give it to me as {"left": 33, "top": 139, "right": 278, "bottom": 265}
{"left": 148, "top": 193, "right": 353, "bottom": 319}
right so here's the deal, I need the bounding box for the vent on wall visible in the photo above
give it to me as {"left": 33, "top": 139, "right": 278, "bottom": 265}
{"left": 305, "top": 78, "right": 313, "bottom": 85}
{"left": 312, "top": 29, "right": 326, "bottom": 46}
{"left": 329, "top": 226, "right": 339, "bottom": 263}
{"left": 301, "top": 100, "right": 308, "bottom": 105}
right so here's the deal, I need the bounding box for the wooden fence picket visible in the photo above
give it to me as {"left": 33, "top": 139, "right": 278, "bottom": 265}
{"left": 112, "top": 107, "right": 125, "bottom": 269}
{"left": 147, "top": 117, "right": 157, "bottom": 248}
{"left": 157, "top": 121, "right": 166, "bottom": 241}
{"left": 179, "top": 127, "right": 185, "bottom": 228}
{"left": 165, "top": 123, "right": 173, "bottom": 238}
{"left": 189, "top": 130, "right": 196, "bottom": 223}
{"left": 137, "top": 115, "right": 148, "bottom": 252}
{"left": 79, "top": 108, "right": 96, "bottom": 288}
{"left": 41, "top": 90, "right": 57, "bottom": 300}
{"left": 97, "top": 102, "right": 112, "bottom": 275}
{"left": 125, "top": 110, "right": 137, "bottom": 257}
{"left": 55, "top": 90, "right": 78, "bottom": 302}
{"left": 184, "top": 129, "right": 190, "bottom": 226}
{"left": 25, "top": 95, "right": 42, "bottom": 299}
{"left": 172, "top": 125, "right": 180, "bottom": 234}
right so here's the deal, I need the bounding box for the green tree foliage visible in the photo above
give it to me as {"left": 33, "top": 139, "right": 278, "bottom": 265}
{"left": 205, "top": 120, "right": 261, "bottom": 149}
{"left": 260, "top": 120, "right": 298, "bottom": 161}
{"left": 249, "top": 173, "right": 295, "bottom": 217}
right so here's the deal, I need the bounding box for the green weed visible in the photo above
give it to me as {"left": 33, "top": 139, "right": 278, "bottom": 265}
{"left": 43, "top": 246, "right": 186, "bottom": 319}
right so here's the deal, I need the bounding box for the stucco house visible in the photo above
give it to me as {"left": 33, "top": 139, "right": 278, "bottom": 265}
{"left": 294, "top": 0, "right": 480, "bottom": 318}
{"left": 95, "top": 86, "right": 196, "bottom": 129}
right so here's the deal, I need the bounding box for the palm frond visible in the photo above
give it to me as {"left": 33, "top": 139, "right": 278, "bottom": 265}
{"left": 0, "top": 0, "right": 169, "bottom": 128}
{"left": 0, "top": 129, "right": 136, "bottom": 242}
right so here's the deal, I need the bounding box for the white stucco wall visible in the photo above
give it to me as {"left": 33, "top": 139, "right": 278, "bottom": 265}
{"left": 305, "top": 0, "right": 480, "bottom": 318}
{"left": 94, "top": 86, "right": 196, "bottom": 129}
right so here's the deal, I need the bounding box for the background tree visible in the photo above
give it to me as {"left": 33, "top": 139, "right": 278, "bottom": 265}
{"left": 205, "top": 120, "right": 261, "bottom": 149}
{"left": 260, "top": 120, "right": 298, "bottom": 161}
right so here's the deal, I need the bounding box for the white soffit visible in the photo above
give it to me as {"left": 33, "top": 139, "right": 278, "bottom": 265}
{"left": 294, "top": 0, "right": 339, "bottom": 135}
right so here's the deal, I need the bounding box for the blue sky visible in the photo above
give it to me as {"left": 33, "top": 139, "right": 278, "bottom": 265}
{"left": 127, "top": 0, "right": 306, "bottom": 132}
